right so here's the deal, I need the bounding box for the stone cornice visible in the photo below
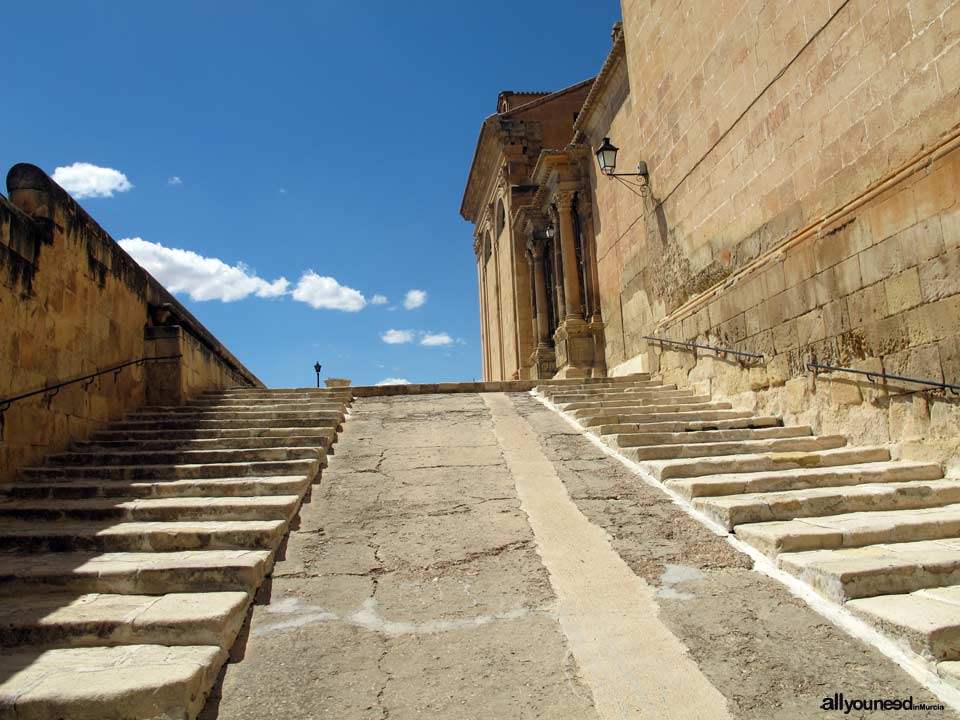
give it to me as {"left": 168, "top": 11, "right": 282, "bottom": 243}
{"left": 572, "top": 22, "right": 626, "bottom": 144}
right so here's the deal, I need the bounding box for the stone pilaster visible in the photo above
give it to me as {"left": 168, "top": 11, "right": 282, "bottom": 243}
{"left": 555, "top": 190, "right": 583, "bottom": 321}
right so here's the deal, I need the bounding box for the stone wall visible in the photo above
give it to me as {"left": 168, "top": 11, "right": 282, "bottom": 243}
{"left": 0, "top": 164, "right": 262, "bottom": 482}
{"left": 577, "top": 0, "right": 960, "bottom": 465}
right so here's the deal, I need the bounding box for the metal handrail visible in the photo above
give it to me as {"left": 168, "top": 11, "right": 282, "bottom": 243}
{"left": 0, "top": 354, "right": 183, "bottom": 412}
{"left": 808, "top": 362, "right": 960, "bottom": 395}
{"left": 643, "top": 336, "right": 764, "bottom": 361}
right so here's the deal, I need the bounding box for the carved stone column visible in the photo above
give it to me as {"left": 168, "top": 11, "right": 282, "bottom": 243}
{"left": 555, "top": 190, "right": 583, "bottom": 321}
{"left": 525, "top": 237, "right": 556, "bottom": 379}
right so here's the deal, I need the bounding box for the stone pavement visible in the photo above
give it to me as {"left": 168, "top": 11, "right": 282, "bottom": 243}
{"left": 202, "top": 392, "right": 951, "bottom": 719}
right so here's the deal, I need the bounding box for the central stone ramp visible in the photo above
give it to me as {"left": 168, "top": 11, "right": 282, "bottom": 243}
{"left": 0, "top": 387, "right": 351, "bottom": 720}
{"left": 537, "top": 374, "right": 959, "bottom": 691}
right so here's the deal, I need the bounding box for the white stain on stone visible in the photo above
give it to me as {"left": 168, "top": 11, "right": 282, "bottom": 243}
{"left": 656, "top": 564, "right": 704, "bottom": 601}
{"left": 254, "top": 595, "right": 531, "bottom": 637}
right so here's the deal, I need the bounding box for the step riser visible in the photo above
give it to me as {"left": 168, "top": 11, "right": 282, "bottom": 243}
{"left": 146, "top": 401, "right": 347, "bottom": 411}
{"left": 564, "top": 395, "right": 713, "bottom": 411}
{"left": 2, "top": 478, "right": 312, "bottom": 500}
{"left": 0, "top": 527, "right": 286, "bottom": 554}
{"left": 574, "top": 402, "right": 733, "bottom": 420}
{"left": 544, "top": 385, "right": 678, "bottom": 399}
{"left": 607, "top": 426, "right": 810, "bottom": 448}
{"left": 90, "top": 427, "right": 341, "bottom": 441}
{"left": 549, "top": 389, "right": 688, "bottom": 402}
{"left": 127, "top": 411, "right": 344, "bottom": 422}
{"left": 625, "top": 436, "right": 846, "bottom": 462}
{"left": 108, "top": 418, "right": 341, "bottom": 431}
{"left": 48, "top": 447, "right": 324, "bottom": 467}
{"left": 23, "top": 459, "right": 321, "bottom": 481}
{"left": 0, "top": 502, "right": 300, "bottom": 523}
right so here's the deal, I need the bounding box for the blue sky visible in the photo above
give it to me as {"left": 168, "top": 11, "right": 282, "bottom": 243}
{"left": 2, "top": 1, "right": 621, "bottom": 387}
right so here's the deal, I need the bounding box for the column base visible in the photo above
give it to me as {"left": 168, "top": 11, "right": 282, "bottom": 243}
{"left": 527, "top": 345, "right": 557, "bottom": 380}
{"left": 553, "top": 318, "right": 599, "bottom": 379}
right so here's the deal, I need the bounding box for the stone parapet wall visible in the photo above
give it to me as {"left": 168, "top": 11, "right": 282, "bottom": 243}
{"left": 351, "top": 381, "right": 537, "bottom": 397}
{"left": 650, "top": 140, "right": 960, "bottom": 472}
{"left": 0, "top": 163, "right": 262, "bottom": 482}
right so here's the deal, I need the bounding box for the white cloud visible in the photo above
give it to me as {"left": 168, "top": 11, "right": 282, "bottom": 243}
{"left": 403, "top": 289, "right": 427, "bottom": 310}
{"left": 420, "top": 332, "right": 454, "bottom": 347}
{"left": 371, "top": 294, "right": 388, "bottom": 305}
{"left": 376, "top": 377, "right": 410, "bottom": 386}
{"left": 382, "top": 329, "right": 415, "bottom": 344}
{"left": 291, "top": 271, "right": 366, "bottom": 312}
{"left": 119, "top": 237, "right": 288, "bottom": 302}
{"left": 167, "top": 176, "right": 183, "bottom": 186}
{"left": 52, "top": 162, "right": 133, "bottom": 199}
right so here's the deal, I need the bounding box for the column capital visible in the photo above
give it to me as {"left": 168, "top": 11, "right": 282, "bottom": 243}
{"left": 555, "top": 190, "right": 576, "bottom": 211}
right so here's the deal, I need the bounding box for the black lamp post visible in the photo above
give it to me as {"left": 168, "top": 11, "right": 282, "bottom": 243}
{"left": 595, "top": 137, "right": 649, "bottom": 180}
{"left": 313, "top": 362, "right": 322, "bottom": 388}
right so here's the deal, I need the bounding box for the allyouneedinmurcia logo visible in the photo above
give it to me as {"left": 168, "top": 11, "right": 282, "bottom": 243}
{"left": 820, "top": 693, "right": 944, "bottom": 713}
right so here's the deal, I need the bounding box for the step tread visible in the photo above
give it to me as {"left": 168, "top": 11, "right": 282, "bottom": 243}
{"left": 694, "top": 479, "right": 960, "bottom": 529}
{"left": 0, "top": 519, "right": 286, "bottom": 536}
{"left": 847, "top": 586, "right": 960, "bottom": 660}
{"left": 665, "top": 461, "right": 945, "bottom": 498}
{"left": 646, "top": 446, "right": 891, "bottom": 480}
{"left": 0, "top": 591, "right": 249, "bottom": 649}
{"left": 736, "top": 502, "right": 960, "bottom": 555}
{"left": 0, "top": 495, "right": 301, "bottom": 512}
{"left": 0, "top": 644, "right": 224, "bottom": 719}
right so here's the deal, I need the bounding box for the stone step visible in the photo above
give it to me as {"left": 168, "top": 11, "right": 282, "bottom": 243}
{"left": 206, "top": 389, "right": 353, "bottom": 399}
{"left": 536, "top": 373, "right": 651, "bottom": 387}
{"left": 778, "top": 539, "right": 960, "bottom": 602}
{"left": 572, "top": 400, "right": 733, "bottom": 420}
{"left": 46, "top": 446, "right": 324, "bottom": 467}
{"left": 0, "top": 495, "right": 302, "bottom": 523}
{"left": 564, "top": 394, "right": 715, "bottom": 412}
{"left": 665, "top": 461, "right": 944, "bottom": 499}
{"left": 542, "top": 383, "right": 678, "bottom": 400}
{"left": 0, "top": 644, "right": 225, "bottom": 720}
{"left": 21, "top": 457, "right": 321, "bottom": 481}
{"left": 0, "top": 519, "right": 287, "bottom": 553}
{"left": 0, "top": 475, "right": 312, "bottom": 501}
{"left": 547, "top": 387, "right": 686, "bottom": 402}
{"left": 606, "top": 424, "right": 810, "bottom": 449}
{"left": 0, "top": 550, "right": 271, "bottom": 596}
{"left": 587, "top": 409, "right": 758, "bottom": 432}
{"left": 623, "top": 434, "right": 847, "bottom": 462}
{"left": 644, "top": 445, "right": 890, "bottom": 481}
{"left": 735, "top": 503, "right": 960, "bottom": 557}
{"left": 142, "top": 400, "right": 347, "bottom": 412}
{"left": 558, "top": 392, "right": 703, "bottom": 409}
{"left": 108, "top": 416, "right": 341, "bottom": 431}
{"left": 74, "top": 431, "right": 337, "bottom": 452}
{"left": 847, "top": 586, "right": 960, "bottom": 661}
{"left": 187, "top": 397, "right": 349, "bottom": 408}
{"left": 0, "top": 591, "right": 249, "bottom": 650}
{"left": 695, "top": 479, "right": 960, "bottom": 530}
{"left": 125, "top": 409, "right": 344, "bottom": 422}
{"left": 90, "top": 426, "right": 341, "bottom": 442}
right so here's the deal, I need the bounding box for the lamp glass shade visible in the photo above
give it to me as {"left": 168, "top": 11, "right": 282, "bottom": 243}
{"left": 545, "top": 225, "right": 555, "bottom": 239}
{"left": 596, "top": 137, "right": 619, "bottom": 174}
{"left": 313, "top": 362, "right": 322, "bottom": 373}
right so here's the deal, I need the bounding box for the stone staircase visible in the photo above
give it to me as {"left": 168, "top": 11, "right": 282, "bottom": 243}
{"left": 536, "top": 373, "right": 960, "bottom": 688}
{"left": 0, "top": 387, "right": 351, "bottom": 720}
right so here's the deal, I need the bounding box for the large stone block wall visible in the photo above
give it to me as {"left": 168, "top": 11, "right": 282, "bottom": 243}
{"left": 580, "top": 0, "right": 960, "bottom": 462}
{"left": 653, "top": 143, "right": 960, "bottom": 471}
{"left": 0, "top": 164, "right": 262, "bottom": 482}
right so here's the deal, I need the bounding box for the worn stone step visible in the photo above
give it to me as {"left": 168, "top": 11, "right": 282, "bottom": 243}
{"left": 665, "top": 461, "right": 944, "bottom": 499}
{"left": 537, "top": 373, "right": 651, "bottom": 387}
{"left": 554, "top": 390, "right": 696, "bottom": 411}
{"left": 0, "top": 550, "right": 271, "bottom": 596}
{"left": 47, "top": 446, "right": 324, "bottom": 467}
{"left": 90, "top": 426, "right": 341, "bottom": 442}
{"left": 573, "top": 400, "right": 733, "bottom": 420}
{"left": 695, "top": 479, "right": 960, "bottom": 530}
{"left": 207, "top": 389, "right": 353, "bottom": 399}
{"left": 22, "top": 457, "right": 321, "bottom": 481}
{"left": 736, "top": 503, "right": 960, "bottom": 557}
{"left": 108, "top": 416, "right": 341, "bottom": 431}
{"left": 549, "top": 387, "right": 688, "bottom": 403}
{"left": 74, "top": 431, "right": 337, "bottom": 452}
{"left": 623, "top": 434, "right": 847, "bottom": 462}
{"left": 0, "top": 495, "right": 302, "bottom": 523}
{"left": 0, "top": 519, "right": 287, "bottom": 553}
{"left": 566, "top": 394, "right": 715, "bottom": 413}
{"left": 606, "top": 424, "right": 810, "bottom": 449}
{"left": 847, "top": 586, "right": 960, "bottom": 661}
{"left": 187, "top": 397, "right": 349, "bottom": 408}
{"left": 587, "top": 409, "right": 758, "bottom": 432}
{"left": 778, "top": 539, "right": 960, "bottom": 602}
{"left": 644, "top": 445, "right": 890, "bottom": 481}
{"left": 0, "top": 475, "right": 313, "bottom": 500}
{"left": 0, "top": 644, "right": 225, "bottom": 720}
{"left": 125, "top": 409, "right": 344, "bottom": 422}
{"left": 142, "top": 400, "right": 347, "bottom": 413}
{"left": 542, "top": 383, "right": 678, "bottom": 400}
{"left": 0, "top": 591, "right": 249, "bottom": 650}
